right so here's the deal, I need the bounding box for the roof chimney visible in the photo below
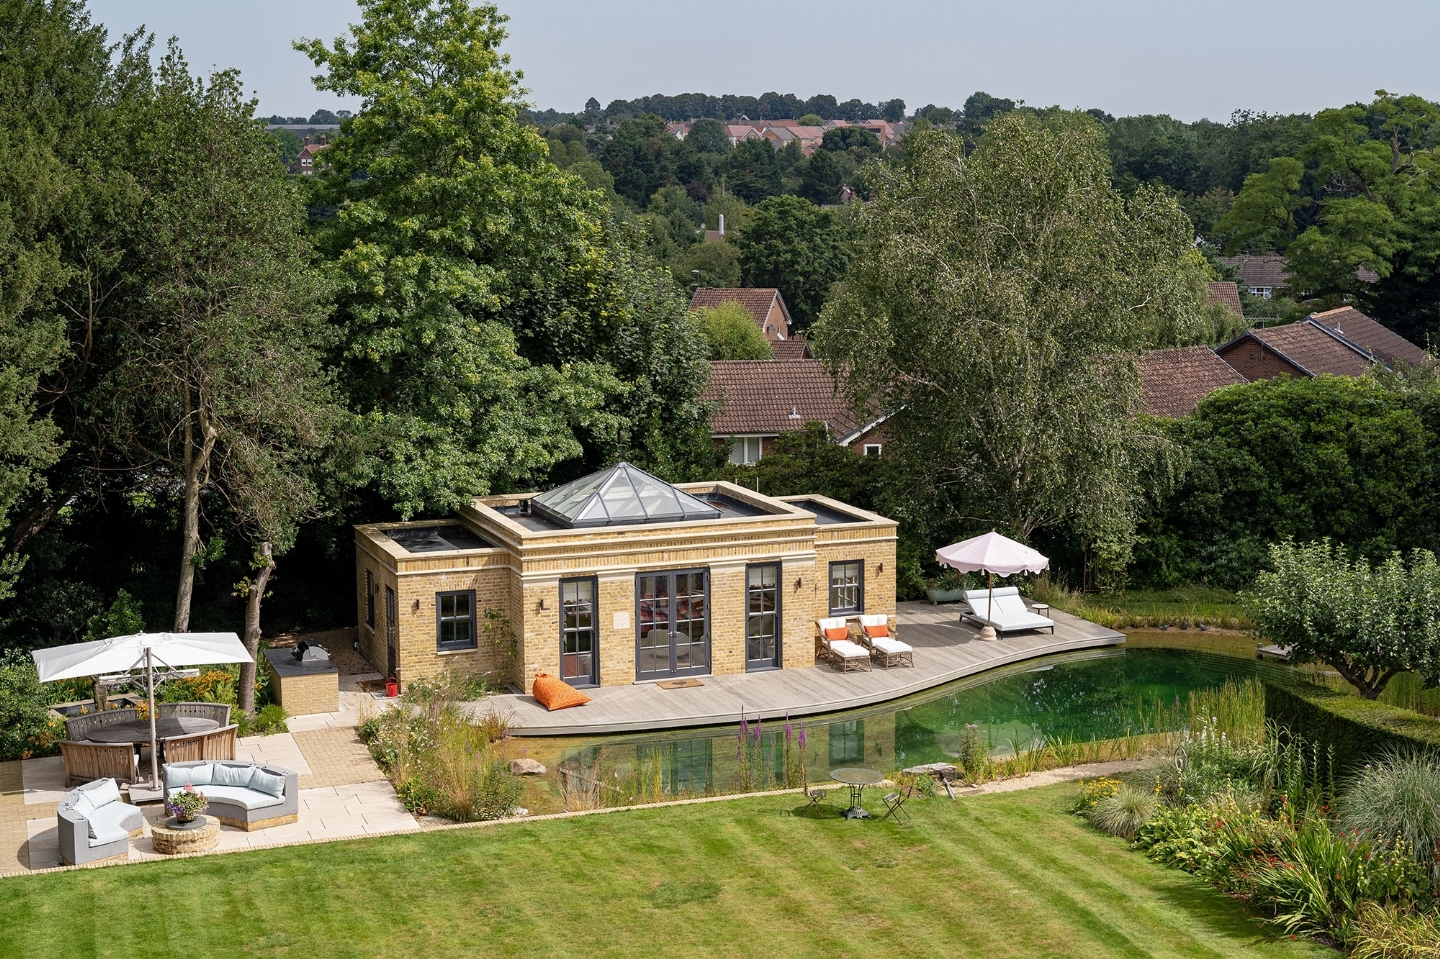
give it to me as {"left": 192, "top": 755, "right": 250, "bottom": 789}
{"left": 718, "top": 213, "right": 724, "bottom": 236}
{"left": 789, "top": 406, "right": 801, "bottom": 419}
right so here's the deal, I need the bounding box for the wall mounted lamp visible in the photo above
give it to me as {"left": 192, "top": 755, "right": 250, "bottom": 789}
{"left": 537, "top": 597, "right": 548, "bottom": 610}
{"left": 794, "top": 577, "right": 803, "bottom": 590}
{"left": 412, "top": 599, "right": 420, "bottom": 613}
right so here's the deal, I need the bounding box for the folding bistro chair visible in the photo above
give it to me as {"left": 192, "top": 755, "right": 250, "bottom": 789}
{"left": 806, "top": 786, "right": 828, "bottom": 815}
{"left": 880, "top": 786, "right": 912, "bottom": 824}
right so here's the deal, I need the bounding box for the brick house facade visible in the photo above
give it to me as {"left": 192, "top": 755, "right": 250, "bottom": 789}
{"left": 354, "top": 466, "right": 896, "bottom": 692}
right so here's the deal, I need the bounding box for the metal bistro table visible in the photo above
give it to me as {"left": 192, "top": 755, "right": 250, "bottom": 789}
{"left": 87, "top": 717, "right": 219, "bottom": 746}
{"left": 829, "top": 767, "right": 884, "bottom": 820}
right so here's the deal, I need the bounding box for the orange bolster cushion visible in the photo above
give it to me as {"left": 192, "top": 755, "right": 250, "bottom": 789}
{"left": 824, "top": 627, "right": 850, "bottom": 642}
{"left": 864, "top": 624, "right": 889, "bottom": 638}
{"left": 532, "top": 673, "right": 591, "bottom": 711}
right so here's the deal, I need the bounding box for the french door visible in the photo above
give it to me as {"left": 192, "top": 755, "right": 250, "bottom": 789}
{"left": 559, "top": 578, "right": 599, "bottom": 687}
{"left": 745, "top": 563, "right": 781, "bottom": 670}
{"left": 384, "top": 586, "right": 398, "bottom": 678}
{"left": 636, "top": 569, "right": 710, "bottom": 680}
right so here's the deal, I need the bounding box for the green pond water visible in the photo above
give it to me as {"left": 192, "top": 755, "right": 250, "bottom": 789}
{"left": 516, "top": 647, "right": 1296, "bottom": 813}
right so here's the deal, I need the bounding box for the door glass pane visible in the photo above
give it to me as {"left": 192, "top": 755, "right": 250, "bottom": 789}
{"left": 746, "top": 564, "right": 779, "bottom": 668}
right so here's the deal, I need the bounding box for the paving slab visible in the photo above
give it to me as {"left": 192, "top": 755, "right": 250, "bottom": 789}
{"left": 236, "top": 732, "right": 314, "bottom": 775}
{"left": 21, "top": 756, "right": 66, "bottom": 806}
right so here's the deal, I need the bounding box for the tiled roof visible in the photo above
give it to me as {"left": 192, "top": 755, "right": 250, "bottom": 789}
{"left": 771, "top": 339, "right": 812, "bottom": 360}
{"left": 1204, "top": 281, "right": 1243, "bottom": 317}
{"left": 1139, "top": 347, "right": 1247, "bottom": 418}
{"left": 1242, "top": 321, "right": 1376, "bottom": 376}
{"left": 688, "top": 288, "right": 790, "bottom": 333}
{"left": 1308, "top": 306, "right": 1429, "bottom": 367}
{"left": 702, "top": 360, "right": 865, "bottom": 436}
{"left": 1215, "top": 254, "right": 1289, "bottom": 292}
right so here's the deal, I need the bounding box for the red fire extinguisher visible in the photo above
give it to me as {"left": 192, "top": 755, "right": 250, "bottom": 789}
{"left": 385, "top": 676, "right": 399, "bottom": 697}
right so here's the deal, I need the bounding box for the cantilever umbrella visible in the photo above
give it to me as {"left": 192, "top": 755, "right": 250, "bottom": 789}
{"left": 32, "top": 632, "right": 252, "bottom": 790}
{"left": 935, "top": 532, "right": 1050, "bottom": 639}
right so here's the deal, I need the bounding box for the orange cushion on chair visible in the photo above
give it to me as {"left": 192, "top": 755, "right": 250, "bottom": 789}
{"left": 824, "top": 627, "right": 850, "bottom": 642}
{"left": 532, "top": 673, "right": 591, "bottom": 711}
{"left": 864, "top": 624, "right": 889, "bottom": 638}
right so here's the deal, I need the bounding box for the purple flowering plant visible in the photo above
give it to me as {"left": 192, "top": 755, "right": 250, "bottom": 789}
{"left": 164, "top": 783, "right": 209, "bottom": 821}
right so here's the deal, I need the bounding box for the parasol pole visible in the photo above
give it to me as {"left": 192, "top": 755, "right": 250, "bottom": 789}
{"left": 980, "top": 569, "right": 998, "bottom": 641}
{"left": 145, "top": 645, "right": 159, "bottom": 790}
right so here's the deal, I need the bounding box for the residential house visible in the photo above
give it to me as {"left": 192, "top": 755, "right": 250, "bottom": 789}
{"left": 724, "top": 124, "right": 763, "bottom": 145}
{"left": 664, "top": 121, "right": 690, "bottom": 139}
{"left": 354, "top": 463, "right": 897, "bottom": 689}
{"left": 771, "top": 339, "right": 813, "bottom": 360}
{"left": 702, "top": 359, "right": 886, "bottom": 464}
{"left": 291, "top": 140, "right": 329, "bottom": 176}
{"left": 689, "top": 288, "right": 793, "bottom": 341}
{"left": 1204, "top": 281, "right": 1243, "bottom": 318}
{"left": 1307, "top": 306, "right": 1430, "bottom": 366}
{"left": 1215, "top": 319, "right": 1378, "bottom": 380}
{"left": 1138, "top": 347, "right": 1246, "bottom": 418}
{"left": 1215, "top": 254, "right": 1289, "bottom": 299}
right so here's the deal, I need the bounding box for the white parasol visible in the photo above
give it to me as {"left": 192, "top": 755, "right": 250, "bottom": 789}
{"left": 32, "top": 632, "right": 252, "bottom": 790}
{"left": 936, "top": 531, "right": 1050, "bottom": 639}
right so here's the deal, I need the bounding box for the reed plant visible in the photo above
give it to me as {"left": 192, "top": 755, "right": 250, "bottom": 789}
{"left": 1335, "top": 751, "right": 1440, "bottom": 884}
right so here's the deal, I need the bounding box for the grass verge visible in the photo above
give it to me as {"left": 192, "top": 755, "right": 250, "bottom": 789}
{"left": 2, "top": 784, "right": 1332, "bottom": 959}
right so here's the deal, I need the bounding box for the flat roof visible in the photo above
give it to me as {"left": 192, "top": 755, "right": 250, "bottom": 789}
{"left": 785, "top": 498, "right": 871, "bottom": 525}
{"left": 385, "top": 524, "right": 493, "bottom": 553}
{"left": 496, "top": 492, "right": 771, "bottom": 532}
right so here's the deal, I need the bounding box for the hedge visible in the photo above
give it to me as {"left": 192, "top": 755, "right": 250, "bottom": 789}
{"left": 1264, "top": 680, "right": 1440, "bottom": 780}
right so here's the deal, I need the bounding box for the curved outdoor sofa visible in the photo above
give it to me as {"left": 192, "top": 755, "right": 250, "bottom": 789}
{"left": 57, "top": 778, "right": 145, "bottom": 866}
{"left": 163, "top": 760, "right": 299, "bottom": 831}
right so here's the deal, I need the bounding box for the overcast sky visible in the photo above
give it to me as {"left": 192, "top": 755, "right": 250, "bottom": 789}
{"left": 90, "top": 0, "right": 1439, "bottom": 122}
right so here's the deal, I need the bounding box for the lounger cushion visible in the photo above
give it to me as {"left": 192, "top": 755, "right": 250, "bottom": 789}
{"left": 532, "top": 673, "right": 590, "bottom": 711}
{"left": 249, "top": 768, "right": 287, "bottom": 798}
{"left": 213, "top": 763, "right": 256, "bottom": 788}
{"left": 86, "top": 801, "right": 142, "bottom": 845}
{"left": 829, "top": 639, "right": 869, "bottom": 659}
{"left": 871, "top": 637, "right": 912, "bottom": 655}
{"left": 180, "top": 784, "right": 285, "bottom": 811}
{"left": 824, "top": 627, "right": 850, "bottom": 642}
{"left": 168, "top": 762, "right": 213, "bottom": 787}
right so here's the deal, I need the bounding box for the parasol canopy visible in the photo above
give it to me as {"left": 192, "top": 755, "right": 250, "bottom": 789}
{"left": 935, "top": 531, "right": 1049, "bottom": 577}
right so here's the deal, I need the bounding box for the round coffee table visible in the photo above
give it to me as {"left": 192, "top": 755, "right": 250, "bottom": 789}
{"left": 151, "top": 815, "right": 220, "bottom": 855}
{"left": 830, "top": 767, "right": 884, "bottom": 820}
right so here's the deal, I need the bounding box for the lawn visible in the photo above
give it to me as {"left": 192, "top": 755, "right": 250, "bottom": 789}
{"left": 2, "top": 784, "right": 1331, "bottom": 959}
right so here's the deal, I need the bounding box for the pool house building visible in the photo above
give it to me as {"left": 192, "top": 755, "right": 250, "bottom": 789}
{"left": 354, "top": 464, "right": 897, "bottom": 692}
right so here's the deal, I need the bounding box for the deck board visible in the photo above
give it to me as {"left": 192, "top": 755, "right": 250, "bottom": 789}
{"left": 481, "top": 601, "right": 1124, "bottom": 736}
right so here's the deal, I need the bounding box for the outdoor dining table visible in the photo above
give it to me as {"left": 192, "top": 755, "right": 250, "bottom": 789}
{"left": 829, "top": 767, "right": 884, "bottom": 820}
{"left": 86, "top": 716, "right": 219, "bottom": 745}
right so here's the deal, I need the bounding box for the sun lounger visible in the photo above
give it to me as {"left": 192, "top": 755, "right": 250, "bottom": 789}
{"left": 962, "top": 587, "right": 1055, "bottom": 635}
{"left": 816, "top": 617, "right": 871, "bottom": 672}
{"left": 857, "top": 614, "right": 913, "bottom": 667}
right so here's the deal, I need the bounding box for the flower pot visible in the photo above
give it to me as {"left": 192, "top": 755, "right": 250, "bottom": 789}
{"left": 926, "top": 588, "right": 968, "bottom": 605}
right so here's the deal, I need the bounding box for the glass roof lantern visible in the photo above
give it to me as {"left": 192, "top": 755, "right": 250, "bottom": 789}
{"left": 529, "top": 463, "right": 722, "bottom": 529}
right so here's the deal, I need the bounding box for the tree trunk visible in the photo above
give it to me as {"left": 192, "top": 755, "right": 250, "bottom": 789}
{"left": 173, "top": 394, "right": 218, "bottom": 632}
{"left": 238, "top": 542, "right": 275, "bottom": 718}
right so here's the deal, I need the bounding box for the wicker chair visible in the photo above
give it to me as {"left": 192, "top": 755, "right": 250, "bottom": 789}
{"left": 64, "top": 706, "right": 140, "bottom": 743}
{"left": 59, "top": 740, "right": 139, "bottom": 787}
{"left": 162, "top": 724, "right": 238, "bottom": 764}
{"left": 158, "top": 702, "right": 232, "bottom": 725}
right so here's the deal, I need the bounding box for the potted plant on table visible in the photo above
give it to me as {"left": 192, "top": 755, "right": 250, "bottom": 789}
{"left": 164, "top": 784, "right": 209, "bottom": 827}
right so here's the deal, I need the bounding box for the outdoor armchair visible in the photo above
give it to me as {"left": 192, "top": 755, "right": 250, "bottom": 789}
{"left": 962, "top": 587, "right": 1055, "bottom": 636}
{"left": 56, "top": 778, "right": 144, "bottom": 866}
{"left": 816, "top": 617, "right": 871, "bottom": 672}
{"left": 857, "top": 614, "right": 913, "bottom": 668}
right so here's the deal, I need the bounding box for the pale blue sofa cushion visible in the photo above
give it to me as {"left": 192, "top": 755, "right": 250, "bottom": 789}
{"left": 86, "top": 801, "right": 142, "bottom": 846}
{"left": 212, "top": 763, "right": 255, "bottom": 788}
{"left": 195, "top": 784, "right": 284, "bottom": 811}
{"left": 169, "top": 762, "right": 213, "bottom": 787}
{"left": 249, "top": 768, "right": 286, "bottom": 798}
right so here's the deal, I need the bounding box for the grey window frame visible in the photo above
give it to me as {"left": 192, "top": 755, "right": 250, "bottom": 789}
{"left": 559, "top": 576, "right": 599, "bottom": 687}
{"left": 435, "top": 590, "right": 478, "bottom": 651}
{"left": 744, "top": 562, "right": 782, "bottom": 671}
{"left": 365, "top": 570, "right": 375, "bottom": 627}
{"left": 828, "top": 560, "right": 864, "bottom": 615}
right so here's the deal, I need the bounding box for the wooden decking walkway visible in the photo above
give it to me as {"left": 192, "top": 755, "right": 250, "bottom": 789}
{"left": 483, "top": 601, "right": 1124, "bottom": 736}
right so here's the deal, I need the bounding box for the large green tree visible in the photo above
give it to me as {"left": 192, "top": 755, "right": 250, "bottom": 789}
{"left": 736, "top": 196, "right": 853, "bottom": 331}
{"left": 298, "top": 0, "right": 711, "bottom": 514}
{"left": 1221, "top": 92, "right": 1440, "bottom": 344}
{"left": 814, "top": 117, "right": 1207, "bottom": 584}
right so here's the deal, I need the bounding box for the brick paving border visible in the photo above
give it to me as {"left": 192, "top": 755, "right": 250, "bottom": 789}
{"left": 291, "top": 728, "right": 385, "bottom": 789}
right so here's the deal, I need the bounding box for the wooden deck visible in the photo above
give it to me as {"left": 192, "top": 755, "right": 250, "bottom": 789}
{"left": 482, "top": 601, "right": 1124, "bottom": 736}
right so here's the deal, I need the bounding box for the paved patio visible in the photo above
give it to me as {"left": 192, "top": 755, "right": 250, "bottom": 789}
{"left": 0, "top": 717, "right": 417, "bottom": 877}
{"left": 484, "top": 601, "right": 1124, "bottom": 736}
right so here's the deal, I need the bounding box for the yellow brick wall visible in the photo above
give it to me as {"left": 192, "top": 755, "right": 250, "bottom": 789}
{"left": 263, "top": 661, "right": 339, "bottom": 716}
